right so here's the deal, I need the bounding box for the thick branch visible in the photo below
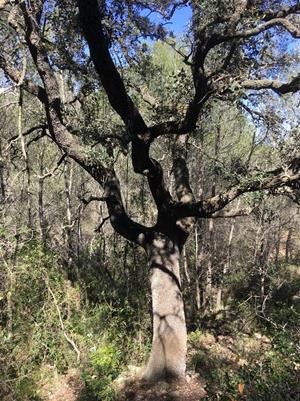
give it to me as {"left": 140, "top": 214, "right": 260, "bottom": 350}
{"left": 150, "top": 120, "right": 190, "bottom": 138}
{"left": 261, "top": 4, "right": 300, "bottom": 21}
{"left": 18, "top": 3, "right": 149, "bottom": 246}
{"left": 78, "top": 0, "right": 147, "bottom": 135}
{"left": 241, "top": 74, "right": 300, "bottom": 95}
{"left": 174, "top": 158, "right": 300, "bottom": 218}
{"left": 9, "top": 124, "right": 47, "bottom": 143}
{"left": 172, "top": 135, "right": 194, "bottom": 204}
{"left": 0, "top": 54, "right": 47, "bottom": 102}
{"left": 192, "top": 4, "right": 300, "bottom": 74}
{"left": 79, "top": 0, "right": 174, "bottom": 213}
{"left": 231, "top": 18, "right": 300, "bottom": 40}
{"left": 81, "top": 195, "right": 107, "bottom": 205}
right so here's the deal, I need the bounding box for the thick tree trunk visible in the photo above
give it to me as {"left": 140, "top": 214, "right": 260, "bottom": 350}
{"left": 143, "top": 236, "right": 187, "bottom": 381}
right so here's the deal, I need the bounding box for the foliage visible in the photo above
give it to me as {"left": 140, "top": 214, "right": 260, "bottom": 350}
{"left": 188, "top": 301, "right": 300, "bottom": 401}
{"left": 0, "top": 244, "right": 151, "bottom": 401}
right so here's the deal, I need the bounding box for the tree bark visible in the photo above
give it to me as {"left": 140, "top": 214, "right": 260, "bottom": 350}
{"left": 143, "top": 236, "right": 186, "bottom": 381}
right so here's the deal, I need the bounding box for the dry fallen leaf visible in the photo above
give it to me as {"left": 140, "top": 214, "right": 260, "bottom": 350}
{"left": 238, "top": 383, "right": 245, "bottom": 395}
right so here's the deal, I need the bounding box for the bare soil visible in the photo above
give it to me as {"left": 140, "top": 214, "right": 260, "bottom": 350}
{"left": 38, "top": 367, "right": 84, "bottom": 401}
{"left": 115, "top": 372, "right": 207, "bottom": 401}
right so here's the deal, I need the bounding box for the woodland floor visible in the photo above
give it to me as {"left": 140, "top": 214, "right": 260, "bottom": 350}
{"left": 38, "top": 369, "right": 207, "bottom": 401}
{"left": 35, "top": 331, "right": 278, "bottom": 401}
{"left": 115, "top": 374, "right": 207, "bottom": 401}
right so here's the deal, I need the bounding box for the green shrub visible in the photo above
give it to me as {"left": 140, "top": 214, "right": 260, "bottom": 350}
{"left": 84, "top": 342, "right": 122, "bottom": 400}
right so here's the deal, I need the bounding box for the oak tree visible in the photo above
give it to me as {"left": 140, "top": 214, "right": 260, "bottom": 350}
{"left": 0, "top": 0, "right": 300, "bottom": 381}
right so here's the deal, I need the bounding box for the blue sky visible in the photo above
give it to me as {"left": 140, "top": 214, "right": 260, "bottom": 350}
{"left": 145, "top": 4, "right": 192, "bottom": 36}
{"left": 167, "top": 6, "right": 192, "bottom": 34}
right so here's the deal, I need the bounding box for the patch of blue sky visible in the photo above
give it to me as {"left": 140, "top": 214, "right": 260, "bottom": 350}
{"left": 167, "top": 6, "right": 192, "bottom": 35}
{"left": 141, "top": 4, "right": 192, "bottom": 37}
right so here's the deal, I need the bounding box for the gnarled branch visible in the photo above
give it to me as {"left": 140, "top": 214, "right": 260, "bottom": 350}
{"left": 79, "top": 0, "right": 175, "bottom": 213}
{"left": 174, "top": 158, "right": 300, "bottom": 218}
{"left": 17, "top": 2, "right": 150, "bottom": 247}
{"left": 241, "top": 74, "right": 300, "bottom": 95}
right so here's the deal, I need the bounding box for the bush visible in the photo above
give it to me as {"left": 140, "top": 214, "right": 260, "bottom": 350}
{"left": 0, "top": 243, "right": 151, "bottom": 401}
{"left": 188, "top": 324, "right": 300, "bottom": 401}
{"left": 82, "top": 342, "right": 122, "bottom": 401}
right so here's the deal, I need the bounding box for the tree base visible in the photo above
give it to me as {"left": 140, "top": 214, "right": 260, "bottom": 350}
{"left": 114, "top": 369, "right": 206, "bottom": 401}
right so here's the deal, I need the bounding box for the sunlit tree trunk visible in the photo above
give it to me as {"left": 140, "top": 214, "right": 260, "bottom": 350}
{"left": 253, "top": 216, "right": 272, "bottom": 309}
{"left": 143, "top": 236, "right": 186, "bottom": 381}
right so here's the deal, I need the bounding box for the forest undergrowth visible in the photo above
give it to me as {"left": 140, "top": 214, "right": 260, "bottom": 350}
{"left": 1, "top": 244, "right": 299, "bottom": 401}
